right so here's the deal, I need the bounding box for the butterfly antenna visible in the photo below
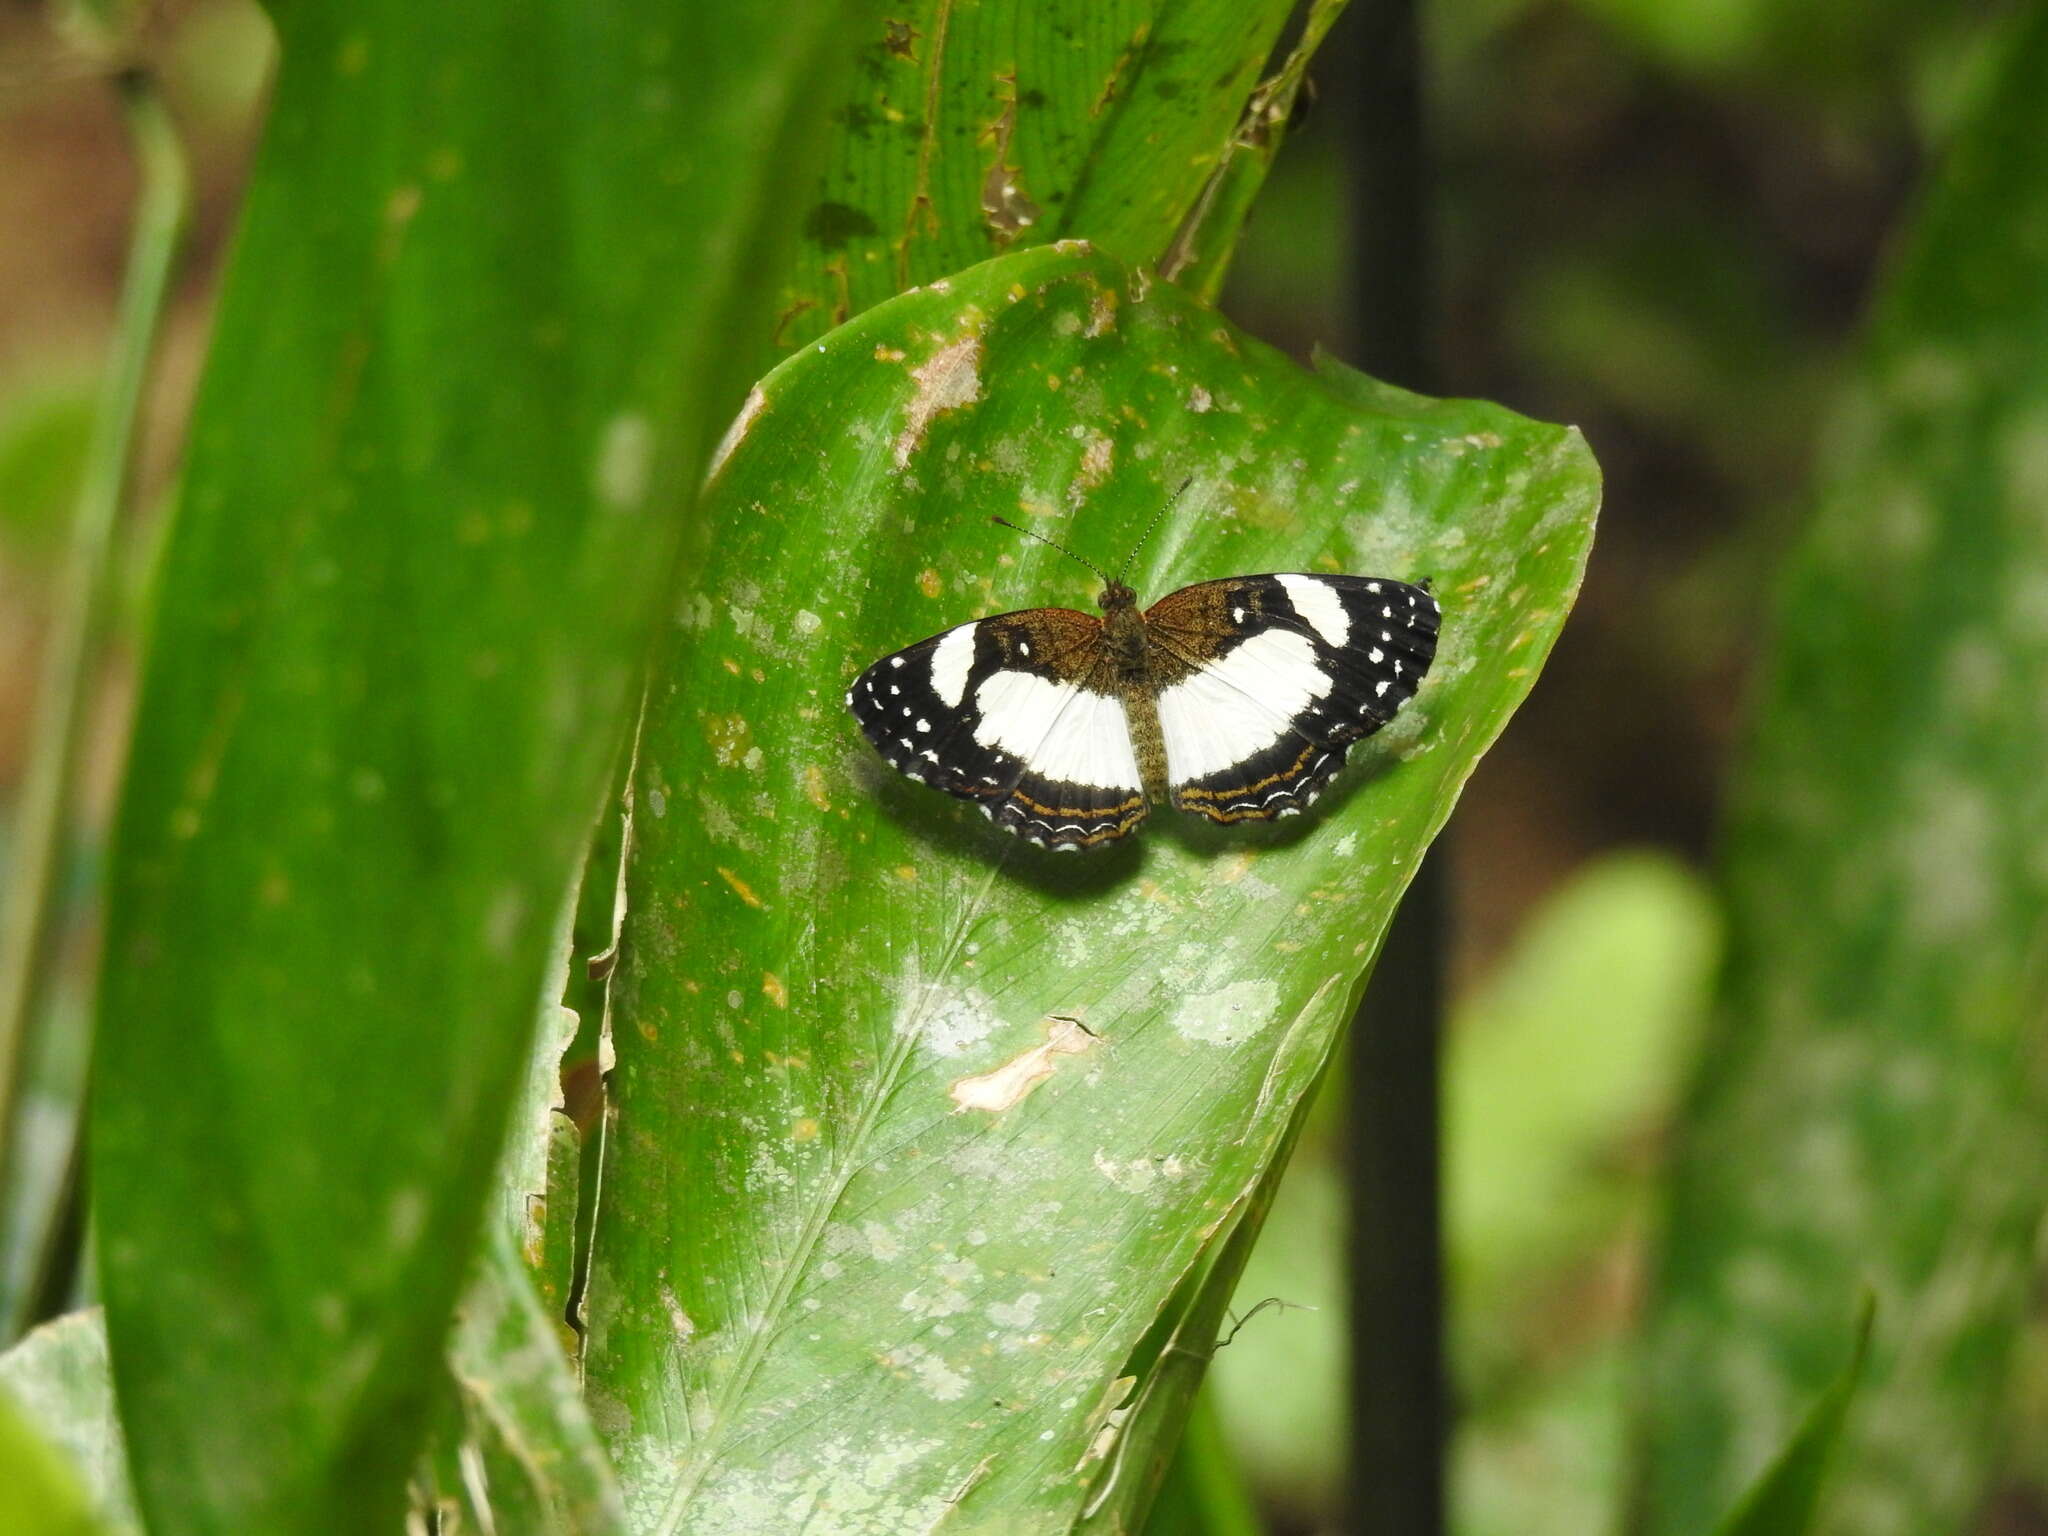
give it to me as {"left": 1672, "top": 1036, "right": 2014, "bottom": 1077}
{"left": 1117, "top": 476, "right": 1194, "bottom": 583}
{"left": 990, "top": 516, "right": 1112, "bottom": 585}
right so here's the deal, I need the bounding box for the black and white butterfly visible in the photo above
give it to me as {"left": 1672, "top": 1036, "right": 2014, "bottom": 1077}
{"left": 845, "top": 529, "right": 1439, "bottom": 850}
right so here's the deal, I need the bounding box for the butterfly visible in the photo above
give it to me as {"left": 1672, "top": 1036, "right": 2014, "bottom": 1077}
{"left": 845, "top": 519, "right": 1439, "bottom": 851}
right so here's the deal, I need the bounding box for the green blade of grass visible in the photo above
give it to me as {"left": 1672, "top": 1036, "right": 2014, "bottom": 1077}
{"left": 1634, "top": 11, "right": 2048, "bottom": 1530}
{"left": 88, "top": 4, "right": 854, "bottom": 1530}
{"left": 1709, "top": 1296, "right": 1875, "bottom": 1536}
{"left": 581, "top": 241, "right": 1599, "bottom": 1531}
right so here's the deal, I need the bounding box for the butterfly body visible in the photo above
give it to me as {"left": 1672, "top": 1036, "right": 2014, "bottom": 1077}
{"left": 847, "top": 570, "right": 1439, "bottom": 850}
{"left": 1095, "top": 582, "right": 1173, "bottom": 802}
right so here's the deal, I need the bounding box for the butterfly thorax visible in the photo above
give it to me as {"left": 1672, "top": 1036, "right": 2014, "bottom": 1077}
{"left": 1098, "top": 582, "right": 1171, "bottom": 801}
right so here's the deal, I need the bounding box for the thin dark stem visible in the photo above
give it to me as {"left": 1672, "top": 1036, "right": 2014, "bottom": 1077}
{"left": 1333, "top": 0, "right": 1447, "bottom": 1531}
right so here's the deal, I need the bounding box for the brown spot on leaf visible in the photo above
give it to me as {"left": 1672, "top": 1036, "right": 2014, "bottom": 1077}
{"left": 979, "top": 70, "right": 1041, "bottom": 244}
{"left": 949, "top": 1016, "right": 1096, "bottom": 1113}
{"left": 717, "top": 867, "right": 764, "bottom": 908}
{"left": 892, "top": 331, "right": 984, "bottom": 467}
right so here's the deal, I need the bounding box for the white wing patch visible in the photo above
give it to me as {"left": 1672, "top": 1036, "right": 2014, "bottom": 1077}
{"left": 1276, "top": 574, "right": 1350, "bottom": 647}
{"left": 972, "top": 671, "right": 1142, "bottom": 791}
{"left": 1157, "top": 629, "right": 1328, "bottom": 782}
{"left": 929, "top": 623, "right": 979, "bottom": 708}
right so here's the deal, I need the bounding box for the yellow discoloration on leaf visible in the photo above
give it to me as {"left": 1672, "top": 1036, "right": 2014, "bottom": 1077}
{"left": 803, "top": 763, "right": 832, "bottom": 813}
{"left": 705, "top": 712, "right": 752, "bottom": 764}
{"left": 762, "top": 972, "right": 788, "bottom": 1008}
{"left": 717, "top": 867, "right": 764, "bottom": 908}
{"left": 918, "top": 567, "right": 943, "bottom": 598}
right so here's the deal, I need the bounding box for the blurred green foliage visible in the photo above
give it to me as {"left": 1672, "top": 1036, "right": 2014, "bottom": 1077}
{"left": 1207, "top": 850, "right": 1717, "bottom": 1528}
{"left": 0, "top": 380, "right": 94, "bottom": 570}
{"left": 1636, "top": 4, "right": 2048, "bottom": 1526}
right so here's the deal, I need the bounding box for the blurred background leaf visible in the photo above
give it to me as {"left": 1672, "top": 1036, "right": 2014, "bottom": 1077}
{"left": 1709, "top": 1295, "right": 1874, "bottom": 1536}
{"left": 1202, "top": 848, "right": 1717, "bottom": 1531}
{"left": 83, "top": 3, "right": 856, "bottom": 1531}
{"left": 1634, "top": 9, "right": 2048, "bottom": 1532}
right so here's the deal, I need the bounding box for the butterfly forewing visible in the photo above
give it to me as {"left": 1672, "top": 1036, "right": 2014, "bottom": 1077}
{"left": 845, "top": 607, "right": 1150, "bottom": 849}
{"left": 1144, "top": 574, "right": 1440, "bottom": 823}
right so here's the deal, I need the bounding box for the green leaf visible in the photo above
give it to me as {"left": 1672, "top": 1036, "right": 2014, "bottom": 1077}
{"left": 1710, "top": 1296, "right": 1875, "bottom": 1536}
{"left": 442, "top": 1230, "right": 628, "bottom": 1536}
{"left": 1141, "top": 1390, "right": 1263, "bottom": 1536}
{"left": 581, "top": 241, "right": 1598, "bottom": 1530}
{"left": 0, "top": 1311, "right": 137, "bottom": 1534}
{"left": 759, "top": 0, "right": 1303, "bottom": 364}
{"left": 1451, "top": 850, "right": 1717, "bottom": 1385}
{"left": 1160, "top": 0, "right": 1349, "bottom": 305}
{"left": 0, "top": 1387, "right": 106, "bottom": 1536}
{"left": 88, "top": 5, "right": 855, "bottom": 1531}
{"left": 1634, "top": 11, "right": 2048, "bottom": 1531}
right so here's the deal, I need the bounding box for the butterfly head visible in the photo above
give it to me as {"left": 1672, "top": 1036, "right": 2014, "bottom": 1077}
{"left": 1097, "top": 579, "right": 1138, "bottom": 612}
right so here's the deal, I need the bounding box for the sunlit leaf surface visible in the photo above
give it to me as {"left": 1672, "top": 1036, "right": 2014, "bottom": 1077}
{"left": 582, "top": 241, "right": 1599, "bottom": 1531}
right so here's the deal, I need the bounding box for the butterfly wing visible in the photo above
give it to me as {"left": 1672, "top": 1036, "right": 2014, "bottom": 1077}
{"left": 845, "top": 607, "right": 1151, "bottom": 849}
{"left": 1144, "top": 573, "right": 1439, "bottom": 823}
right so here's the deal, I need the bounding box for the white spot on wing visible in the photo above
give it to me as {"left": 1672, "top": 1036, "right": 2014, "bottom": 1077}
{"left": 930, "top": 623, "right": 978, "bottom": 708}
{"left": 1157, "top": 630, "right": 1327, "bottom": 782}
{"left": 1277, "top": 574, "right": 1349, "bottom": 646}
{"left": 972, "top": 673, "right": 1141, "bottom": 790}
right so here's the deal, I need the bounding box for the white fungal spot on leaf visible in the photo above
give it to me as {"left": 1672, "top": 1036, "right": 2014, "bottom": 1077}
{"left": 1171, "top": 978, "right": 1280, "bottom": 1046}
{"left": 896, "top": 979, "right": 1005, "bottom": 1057}
{"left": 893, "top": 331, "right": 984, "bottom": 468}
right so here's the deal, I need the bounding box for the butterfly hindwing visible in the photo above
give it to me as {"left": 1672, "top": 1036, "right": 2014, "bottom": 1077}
{"left": 845, "top": 607, "right": 1150, "bottom": 849}
{"left": 1144, "top": 574, "right": 1440, "bottom": 823}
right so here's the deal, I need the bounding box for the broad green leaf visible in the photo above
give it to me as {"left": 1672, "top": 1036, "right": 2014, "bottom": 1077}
{"left": 0, "top": 1310, "right": 136, "bottom": 1534}
{"left": 582, "top": 241, "right": 1598, "bottom": 1531}
{"left": 88, "top": 4, "right": 854, "bottom": 1531}
{"left": 760, "top": 0, "right": 1303, "bottom": 364}
{"left": 1710, "top": 1297, "right": 1875, "bottom": 1536}
{"left": 1635, "top": 12, "right": 2048, "bottom": 1531}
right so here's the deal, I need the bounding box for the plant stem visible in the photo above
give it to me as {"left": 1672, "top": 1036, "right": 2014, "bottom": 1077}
{"left": 1335, "top": 0, "right": 1447, "bottom": 1529}
{"left": 0, "top": 65, "right": 189, "bottom": 1288}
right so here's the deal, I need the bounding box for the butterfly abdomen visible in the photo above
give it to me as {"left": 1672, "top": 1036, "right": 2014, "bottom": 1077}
{"left": 1102, "top": 602, "right": 1170, "bottom": 802}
